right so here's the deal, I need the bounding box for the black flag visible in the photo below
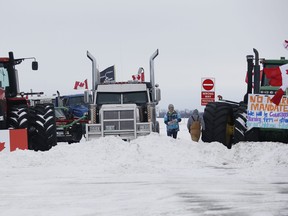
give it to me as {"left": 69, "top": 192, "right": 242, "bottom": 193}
{"left": 100, "top": 65, "right": 115, "bottom": 83}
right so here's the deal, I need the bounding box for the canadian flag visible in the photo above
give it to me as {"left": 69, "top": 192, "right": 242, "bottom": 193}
{"left": 74, "top": 79, "right": 88, "bottom": 90}
{"left": 283, "top": 40, "right": 288, "bottom": 50}
{"left": 245, "top": 70, "right": 263, "bottom": 88}
{"left": 264, "top": 63, "right": 288, "bottom": 105}
{"left": 0, "top": 129, "right": 28, "bottom": 152}
{"left": 132, "top": 67, "right": 145, "bottom": 82}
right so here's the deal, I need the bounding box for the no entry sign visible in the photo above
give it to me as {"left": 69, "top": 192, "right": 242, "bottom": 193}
{"left": 202, "top": 78, "right": 214, "bottom": 91}
{"left": 201, "top": 77, "right": 215, "bottom": 106}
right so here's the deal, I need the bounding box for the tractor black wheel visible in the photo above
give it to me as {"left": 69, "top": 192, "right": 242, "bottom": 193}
{"left": 8, "top": 104, "right": 29, "bottom": 128}
{"left": 28, "top": 103, "right": 57, "bottom": 151}
{"left": 234, "top": 102, "right": 247, "bottom": 144}
{"left": 68, "top": 123, "right": 83, "bottom": 144}
{"left": 214, "top": 103, "right": 234, "bottom": 149}
{"left": 201, "top": 103, "right": 216, "bottom": 143}
{"left": 202, "top": 102, "right": 234, "bottom": 149}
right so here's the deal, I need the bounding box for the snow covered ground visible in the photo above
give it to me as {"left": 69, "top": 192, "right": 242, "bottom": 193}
{"left": 1, "top": 118, "right": 288, "bottom": 216}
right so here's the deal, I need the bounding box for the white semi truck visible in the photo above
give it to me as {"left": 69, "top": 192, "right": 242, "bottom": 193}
{"left": 85, "top": 49, "right": 161, "bottom": 140}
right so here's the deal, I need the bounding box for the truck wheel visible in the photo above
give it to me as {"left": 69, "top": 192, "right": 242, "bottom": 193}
{"left": 155, "top": 121, "right": 160, "bottom": 133}
{"left": 234, "top": 102, "right": 247, "bottom": 143}
{"left": 68, "top": 123, "right": 83, "bottom": 144}
{"left": 202, "top": 102, "right": 234, "bottom": 149}
{"left": 8, "top": 104, "right": 29, "bottom": 128}
{"left": 28, "top": 103, "right": 57, "bottom": 151}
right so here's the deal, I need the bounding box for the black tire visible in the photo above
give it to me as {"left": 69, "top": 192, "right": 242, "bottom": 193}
{"left": 201, "top": 102, "right": 234, "bottom": 149}
{"left": 8, "top": 104, "right": 29, "bottom": 128}
{"left": 201, "top": 103, "right": 216, "bottom": 143}
{"left": 68, "top": 123, "right": 83, "bottom": 144}
{"left": 155, "top": 121, "right": 160, "bottom": 133}
{"left": 28, "top": 103, "right": 57, "bottom": 151}
{"left": 234, "top": 102, "right": 247, "bottom": 144}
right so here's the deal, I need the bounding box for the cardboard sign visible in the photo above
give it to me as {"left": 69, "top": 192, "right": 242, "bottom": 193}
{"left": 247, "top": 94, "right": 288, "bottom": 129}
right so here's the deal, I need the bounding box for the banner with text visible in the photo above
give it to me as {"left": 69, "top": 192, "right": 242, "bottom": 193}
{"left": 247, "top": 94, "right": 288, "bottom": 129}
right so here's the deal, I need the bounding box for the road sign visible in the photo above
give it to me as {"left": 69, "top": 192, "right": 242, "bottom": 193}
{"left": 202, "top": 78, "right": 214, "bottom": 91}
{"left": 201, "top": 92, "right": 215, "bottom": 106}
{"left": 201, "top": 78, "right": 215, "bottom": 106}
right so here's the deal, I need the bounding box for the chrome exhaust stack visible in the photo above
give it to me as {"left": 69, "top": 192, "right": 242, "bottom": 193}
{"left": 149, "top": 49, "right": 159, "bottom": 132}
{"left": 149, "top": 49, "right": 159, "bottom": 102}
{"left": 87, "top": 51, "right": 100, "bottom": 96}
{"left": 86, "top": 51, "right": 100, "bottom": 124}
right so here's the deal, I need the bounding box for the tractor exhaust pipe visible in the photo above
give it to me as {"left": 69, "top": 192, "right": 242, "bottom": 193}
{"left": 253, "top": 48, "right": 260, "bottom": 94}
{"left": 8, "top": 52, "right": 19, "bottom": 97}
{"left": 244, "top": 54, "right": 254, "bottom": 103}
{"left": 150, "top": 49, "right": 159, "bottom": 102}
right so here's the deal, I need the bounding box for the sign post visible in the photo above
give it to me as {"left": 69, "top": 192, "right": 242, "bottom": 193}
{"left": 201, "top": 78, "right": 215, "bottom": 106}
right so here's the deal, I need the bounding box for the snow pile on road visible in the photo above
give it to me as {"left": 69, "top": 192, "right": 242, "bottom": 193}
{"left": 1, "top": 132, "right": 287, "bottom": 175}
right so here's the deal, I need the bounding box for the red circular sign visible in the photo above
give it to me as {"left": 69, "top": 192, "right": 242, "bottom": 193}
{"left": 202, "top": 79, "right": 214, "bottom": 91}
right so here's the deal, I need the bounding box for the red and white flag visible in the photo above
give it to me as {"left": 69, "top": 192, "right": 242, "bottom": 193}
{"left": 132, "top": 67, "right": 145, "bottom": 82}
{"left": 0, "top": 129, "right": 28, "bottom": 152}
{"left": 264, "top": 63, "right": 288, "bottom": 105}
{"left": 74, "top": 79, "right": 88, "bottom": 90}
{"left": 283, "top": 40, "right": 288, "bottom": 50}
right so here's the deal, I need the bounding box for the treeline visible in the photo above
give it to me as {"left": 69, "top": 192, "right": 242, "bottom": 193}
{"left": 158, "top": 109, "right": 201, "bottom": 118}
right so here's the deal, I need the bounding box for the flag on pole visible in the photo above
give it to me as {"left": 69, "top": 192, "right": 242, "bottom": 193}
{"left": 132, "top": 67, "right": 145, "bottom": 82}
{"left": 74, "top": 79, "right": 88, "bottom": 90}
{"left": 100, "top": 65, "right": 115, "bottom": 83}
{"left": 283, "top": 40, "right": 288, "bottom": 50}
{"left": 264, "top": 63, "right": 288, "bottom": 105}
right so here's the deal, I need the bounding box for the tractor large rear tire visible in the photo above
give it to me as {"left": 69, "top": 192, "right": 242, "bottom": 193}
{"left": 28, "top": 103, "right": 57, "bottom": 151}
{"left": 8, "top": 104, "right": 29, "bottom": 128}
{"left": 202, "top": 102, "right": 234, "bottom": 149}
{"left": 201, "top": 103, "right": 216, "bottom": 143}
{"left": 234, "top": 102, "right": 247, "bottom": 144}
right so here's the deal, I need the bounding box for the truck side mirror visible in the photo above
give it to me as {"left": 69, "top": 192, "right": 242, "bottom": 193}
{"left": 84, "top": 90, "right": 91, "bottom": 104}
{"left": 155, "top": 87, "right": 161, "bottom": 104}
{"left": 32, "top": 61, "right": 38, "bottom": 70}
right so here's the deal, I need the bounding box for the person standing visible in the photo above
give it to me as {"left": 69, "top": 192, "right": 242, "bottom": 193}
{"left": 187, "top": 109, "right": 205, "bottom": 142}
{"left": 164, "top": 104, "right": 182, "bottom": 139}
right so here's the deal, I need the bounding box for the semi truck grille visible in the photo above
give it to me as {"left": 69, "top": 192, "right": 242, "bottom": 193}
{"left": 103, "top": 110, "right": 134, "bottom": 119}
{"left": 103, "top": 110, "right": 135, "bottom": 130}
{"left": 103, "top": 121, "right": 134, "bottom": 130}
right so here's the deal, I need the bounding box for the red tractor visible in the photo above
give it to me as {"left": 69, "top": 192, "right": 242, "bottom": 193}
{"left": 0, "top": 52, "right": 57, "bottom": 151}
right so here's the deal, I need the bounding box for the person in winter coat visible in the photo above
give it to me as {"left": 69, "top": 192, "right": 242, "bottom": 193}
{"left": 164, "top": 104, "right": 182, "bottom": 139}
{"left": 187, "top": 109, "right": 205, "bottom": 142}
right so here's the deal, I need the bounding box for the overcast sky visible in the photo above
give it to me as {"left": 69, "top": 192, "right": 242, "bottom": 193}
{"left": 1, "top": 0, "right": 287, "bottom": 110}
